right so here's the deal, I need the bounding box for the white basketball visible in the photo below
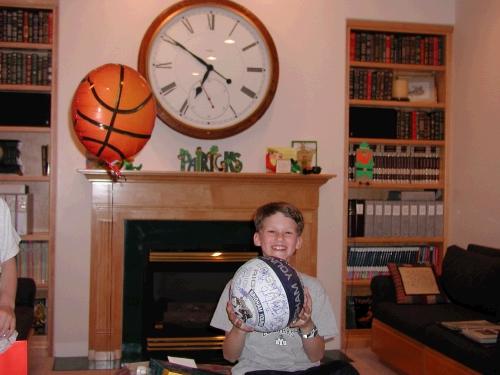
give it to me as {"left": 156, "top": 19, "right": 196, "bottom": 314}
{"left": 230, "top": 256, "right": 304, "bottom": 333}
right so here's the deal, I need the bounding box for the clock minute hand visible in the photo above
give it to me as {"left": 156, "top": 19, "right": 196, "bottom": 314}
{"left": 164, "top": 35, "right": 210, "bottom": 68}
{"left": 164, "top": 35, "right": 232, "bottom": 85}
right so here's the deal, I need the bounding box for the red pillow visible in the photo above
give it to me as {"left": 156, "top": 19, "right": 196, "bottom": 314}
{"left": 387, "top": 263, "right": 449, "bottom": 304}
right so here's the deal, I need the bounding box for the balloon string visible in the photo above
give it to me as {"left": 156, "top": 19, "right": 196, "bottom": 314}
{"left": 104, "top": 161, "right": 126, "bottom": 182}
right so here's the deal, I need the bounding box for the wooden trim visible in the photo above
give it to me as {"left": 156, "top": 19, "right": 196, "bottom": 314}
{"left": 372, "top": 319, "right": 480, "bottom": 375}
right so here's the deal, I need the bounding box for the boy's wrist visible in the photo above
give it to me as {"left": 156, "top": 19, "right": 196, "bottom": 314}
{"left": 299, "top": 324, "right": 318, "bottom": 339}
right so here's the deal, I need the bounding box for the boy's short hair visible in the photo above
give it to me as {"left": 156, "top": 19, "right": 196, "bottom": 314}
{"left": 253, "top": 201, "right": 304, "bottom": 235}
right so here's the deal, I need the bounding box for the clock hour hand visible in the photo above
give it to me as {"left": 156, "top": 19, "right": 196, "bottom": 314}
{"left": 195, "top": 65, "right": 213, "bottom": 97}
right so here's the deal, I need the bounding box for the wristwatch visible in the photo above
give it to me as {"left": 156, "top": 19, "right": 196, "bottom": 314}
{"left": 299, "top": 325, "right": 319, "bottom": 339}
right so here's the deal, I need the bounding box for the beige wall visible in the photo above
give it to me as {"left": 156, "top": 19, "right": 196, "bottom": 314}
{"left": 450, "top": 0, "right": 500, "bottom": 248}
{"left": 54, "top": 0, "right": 454, "bottom": 356}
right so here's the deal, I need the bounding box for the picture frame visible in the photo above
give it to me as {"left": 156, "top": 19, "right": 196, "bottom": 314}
{"left": 402, "top": 73, "right": 437, "bottom": 102}
{"left": 291, "top": 140, "right": 317, "bottom": 171}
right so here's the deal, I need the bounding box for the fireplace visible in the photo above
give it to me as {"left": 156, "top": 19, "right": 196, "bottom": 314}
{"left": 81, "top": 170, "right": 333, "bottom": 360}
{"left": 121, "top": 220, "right": 259, "bottom": 361}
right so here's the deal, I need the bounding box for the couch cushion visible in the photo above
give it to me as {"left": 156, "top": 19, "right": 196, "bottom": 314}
{"left": 387, "top": 263, "right": 448, "bottom": 304}
{"left": 467, "top": 243, "right": 500, "bottom": 257}
{"left": 373, "top": 301, "right": 492, "bottom": 343}
{"left": 441, "top": 246, "right": 500, "bottom": 318}
{"left": 425, "top": 323, "right": 500, "bottom": 375}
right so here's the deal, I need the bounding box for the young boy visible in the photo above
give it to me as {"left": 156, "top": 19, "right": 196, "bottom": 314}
{"left": 211, "top": 202, "right": 357, "bottom": 374}
{"left": 0, "top": 197, "right": 19, "bottom": 340}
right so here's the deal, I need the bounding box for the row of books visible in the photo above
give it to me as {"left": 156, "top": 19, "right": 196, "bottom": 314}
{"left": 349, "top": 68, "right": 393, "bottom": 100}
{"left": 0, "top": 184, "right": 31, "bottom": 235}
{"left": 348, "top": 144, "right": 442, "bottom": 184}
{"left": 349, "top": 30, "right": 445, "bottom": 65}
{"left": 0, "top": 50, "right": 52, "bottom": 85}
{"left": 347, "top": 199, "right": 444, "bottom": 238}
{"left": 396, "top": 110, "right": 444, "bottom": 140}
{"left": 346, "top": 245, "right": 438, "bottom": 279}
{"left": 17, "top": 241, "right": 48, "bottom": 286}
{"left": 0, "top": 8, "right": 53, "bottom": 44}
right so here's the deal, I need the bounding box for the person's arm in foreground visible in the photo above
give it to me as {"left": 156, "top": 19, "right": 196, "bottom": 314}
{"left": 0, "top": 257, "right": 17, "bottom": 338}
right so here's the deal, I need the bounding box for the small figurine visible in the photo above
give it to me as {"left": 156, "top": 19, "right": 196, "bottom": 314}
{"left": 355, "top": 142, "right": 374, "bottom": 182}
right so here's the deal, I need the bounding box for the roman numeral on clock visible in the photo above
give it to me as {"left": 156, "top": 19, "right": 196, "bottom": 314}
{"left": 154, "top": 62, "right": 172, "bottom": 69}
{"left": 180, "top": 99, "right": 189, "bottom": 116}
{"left": 181, "top": 17, "right": 194, "bottom": 33}
{"left": 247, "top": 67, "right": 264, "bottom": 72}
{"left": 241, "top": 86, "right": 257, "bottom": 99}
{"left": 242, "top": 41, "right": 259, "bottom": 51}
{"left": 207, "top": 12, "right": 215, "bottom": 30}
{"left": 160, "top": 82, "right": 176, "bottom": 96}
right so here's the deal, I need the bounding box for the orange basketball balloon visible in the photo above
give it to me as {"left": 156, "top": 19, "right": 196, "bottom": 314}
{"left": 71, "top": 63, "right": 156, "bottom": 170}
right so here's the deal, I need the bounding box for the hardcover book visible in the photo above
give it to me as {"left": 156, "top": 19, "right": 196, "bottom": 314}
{"left": 441, "top": 320, "right": 500, "bottom": 344}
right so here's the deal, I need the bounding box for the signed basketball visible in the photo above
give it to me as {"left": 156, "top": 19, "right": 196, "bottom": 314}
{"left": 230, "top": 256, "right": 304, "bottom": 333}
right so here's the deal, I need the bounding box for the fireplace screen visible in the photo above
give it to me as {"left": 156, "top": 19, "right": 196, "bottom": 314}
{"left": 122, "top": 220, "right": 259, "bottom": 361}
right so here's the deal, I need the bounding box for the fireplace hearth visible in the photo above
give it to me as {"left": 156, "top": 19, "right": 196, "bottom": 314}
{"left": 81, "top": 170, "right": 333, "bottom": 360}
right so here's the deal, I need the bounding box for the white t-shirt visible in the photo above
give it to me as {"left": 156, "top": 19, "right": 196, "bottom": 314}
{"left": 0, "top": 198, "right": 20, "bottom": 268}
{"left": 210, "top": 272, "right": 339, "bottom": 375}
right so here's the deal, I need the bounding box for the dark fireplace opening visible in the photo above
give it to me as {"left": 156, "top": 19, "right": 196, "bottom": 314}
{"left": 122, "top": 220, "right": 260, "bottom": 363}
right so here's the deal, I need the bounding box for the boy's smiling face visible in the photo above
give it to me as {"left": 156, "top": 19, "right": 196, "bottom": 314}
{"left": 253, "top": 212, "right": 302, "bottom": 261}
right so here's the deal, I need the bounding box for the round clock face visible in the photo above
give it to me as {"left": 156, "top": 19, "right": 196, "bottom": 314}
{"left": 138, "top": 0, "right": 279, "bottom": 139}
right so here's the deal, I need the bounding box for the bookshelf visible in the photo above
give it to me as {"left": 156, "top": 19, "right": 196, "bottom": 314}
{"left": 343, "top": 20, "right": 452, "bottom": 348}
{"left": 0, "top": 0, "right": 57, "bottom": 351}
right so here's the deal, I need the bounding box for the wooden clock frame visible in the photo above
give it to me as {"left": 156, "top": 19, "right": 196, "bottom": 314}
{"left": 138, "top": 0, "right": 279, "bottom": 139}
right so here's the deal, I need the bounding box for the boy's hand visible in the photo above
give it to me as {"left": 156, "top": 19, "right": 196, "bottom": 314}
{"left": 290, "top": 287, "right": 315, "bottom": 332}
{"left": 226, "top": 301, "right": 253, "bottom": 333}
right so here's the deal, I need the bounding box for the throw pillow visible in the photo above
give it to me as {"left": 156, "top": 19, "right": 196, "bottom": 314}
{"left": 387, "top": 263, "right": 448, "bottom": 304}
{"left": 467, "top": 243, "right": 500, "bottom": 257}
{"left": 442, "top": 245, "right": 500, "bottom": 318}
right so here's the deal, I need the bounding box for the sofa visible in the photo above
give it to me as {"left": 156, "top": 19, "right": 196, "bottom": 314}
{"left": 370, "top": 244, "right": 500, "bottom": 375}
{"left": 15, "top": 277, "right": 36, "bottom": 340}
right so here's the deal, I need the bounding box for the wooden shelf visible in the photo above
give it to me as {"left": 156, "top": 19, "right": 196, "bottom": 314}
{"left": 345, "top": 279, "right": 371, "bottom": 287}
{"left": 21, "top": 232, "right": 49, "bottom": 241}
{"left": 0, "top": 41, "right": 51, "bottom": 50}
{"left": 350, "top": 60, "right": 445, "bottom": 72}
{"left": 350, "top": 99, "right": 445, "bottom": 109}
{"left": 349, "top": 138, "right": 445, "bottom": 146}
{"left": 0, "top": 175, "right": 49, "bottom": 182}
{"left": 348, "top": 236, "right": 444, "bottom": 244}
{"left": 0, "top": 125, "right": 50, "bottom": 133}
{"left": 0, "top": 84, "right": 51, "bottom": 92}
{"left": 348, "top": 181, "right": 444, "bottom": 189}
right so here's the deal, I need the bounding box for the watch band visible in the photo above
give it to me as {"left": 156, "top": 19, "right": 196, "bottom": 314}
{"left": 299, "top": 325, "right": 318, "bottom": 339}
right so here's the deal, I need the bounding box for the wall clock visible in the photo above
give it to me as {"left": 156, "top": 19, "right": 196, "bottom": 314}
{"left": 138, "top": 0, "right": 279, "bottom": 139}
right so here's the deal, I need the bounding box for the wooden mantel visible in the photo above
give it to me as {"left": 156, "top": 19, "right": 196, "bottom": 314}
{"left": 80, "top": 170, "right": 335, "bottom": 360}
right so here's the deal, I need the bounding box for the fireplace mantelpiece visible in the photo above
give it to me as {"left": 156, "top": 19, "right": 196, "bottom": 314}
{"left": 81, "top": 170, "right": 334, "bottom": 360}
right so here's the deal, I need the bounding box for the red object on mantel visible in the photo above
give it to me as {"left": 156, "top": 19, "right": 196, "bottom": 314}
{"left": 0, "top": 340, "right": 28, "bottom": 374}
{"left": 71, "top": 63, "right": 156, "bottom": 179}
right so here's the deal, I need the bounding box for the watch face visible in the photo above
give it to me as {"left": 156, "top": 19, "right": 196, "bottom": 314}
{"left": 139, "top": 0, "right": 279, "bottom": 139}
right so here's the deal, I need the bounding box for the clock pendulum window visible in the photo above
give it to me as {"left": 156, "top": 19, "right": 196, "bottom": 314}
{"left": 138, "top": 0, "right": 279, "bottom": 139}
